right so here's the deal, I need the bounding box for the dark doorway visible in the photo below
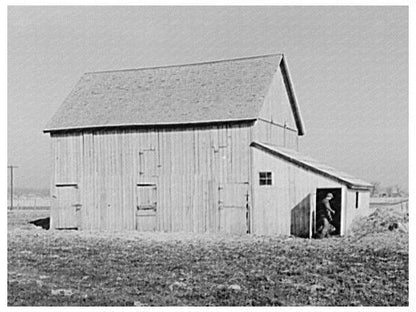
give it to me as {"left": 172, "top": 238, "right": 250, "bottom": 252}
{"left": 316, "top": 188, "right": 342, "bottom": 235}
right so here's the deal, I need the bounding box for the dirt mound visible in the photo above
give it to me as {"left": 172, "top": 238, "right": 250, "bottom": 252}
{"left": 350, "top": 206, "right": 408, "bottom": 237}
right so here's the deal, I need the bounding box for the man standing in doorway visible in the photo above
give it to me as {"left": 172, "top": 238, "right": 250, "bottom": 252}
{"left": 316, "top": 193, "right": 336, "bottom": 238}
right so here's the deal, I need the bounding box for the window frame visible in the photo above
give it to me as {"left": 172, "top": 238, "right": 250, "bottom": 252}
{"left": 259, "top": 171, "right": 273, "bottom": 186}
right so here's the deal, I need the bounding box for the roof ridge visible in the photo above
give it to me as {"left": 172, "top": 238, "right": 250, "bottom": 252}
{"left": 84, "top": 53, "right": 283, "bottom": 75}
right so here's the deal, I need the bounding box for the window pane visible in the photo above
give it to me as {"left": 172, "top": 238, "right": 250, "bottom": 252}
{"left": 259, "top": 172, "right": 272, "bottom": 186}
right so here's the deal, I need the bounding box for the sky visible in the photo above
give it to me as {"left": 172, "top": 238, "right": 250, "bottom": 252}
{"left": 7, "top": 6, "right": 408, "bottom": 191}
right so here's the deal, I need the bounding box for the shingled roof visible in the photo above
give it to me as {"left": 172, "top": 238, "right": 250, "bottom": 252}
{"left": 251, "top": 142, "right": 373, "bottom": 190}
{"left": 44, "top": 54, "right": 304, "bottom": 133}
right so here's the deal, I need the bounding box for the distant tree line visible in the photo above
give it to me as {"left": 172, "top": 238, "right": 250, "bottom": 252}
{"left": 370, "top": 182, "right": 407, "bottom": 197}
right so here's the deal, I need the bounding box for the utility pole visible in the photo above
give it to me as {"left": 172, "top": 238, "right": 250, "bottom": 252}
{"left": 8, "top": 165, "right": 18, "bottom": 210}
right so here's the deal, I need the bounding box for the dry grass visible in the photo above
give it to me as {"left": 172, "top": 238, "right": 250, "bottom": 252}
{"left": 8, "top": 208, "right": 50, "bottom": 231}
{"left": 7, "top": 208, "right": 408, "bottom": 306}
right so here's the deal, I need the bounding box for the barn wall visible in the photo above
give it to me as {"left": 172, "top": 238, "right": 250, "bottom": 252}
{"left": 49, "top": 137, "right": 56, "bottom": 229}
{"left": 50, "top": 133, "right": 82, "bottom": 229}
{"left": 253, "top": 120, "right": 298, "bottom": 150}
{"left": 344, "top": 189, "right": 371, "bottom": 235}
{"left": 253, "top": 67, "right": 298, "bottom": 150}
{"left": 50, "top": 123, "right": 252, "bottom": 232}
{"left": 251, "top": 146, "right": 343, "bottom": 236}
{"left": 260, "top": 65, "right": 297, "bottom": 129}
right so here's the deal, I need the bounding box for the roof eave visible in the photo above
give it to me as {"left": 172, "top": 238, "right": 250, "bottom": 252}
{"left": 348, "top": 184, "right": 373, "bottom": 191}
{"left": 280, "top": 55, "right": 305, "bottom": 136}
{"left": 43, "top": 118, "right": 258, "bottom": 133}
{"left": 251, "top": 142, "right": 372, "bottom": 190}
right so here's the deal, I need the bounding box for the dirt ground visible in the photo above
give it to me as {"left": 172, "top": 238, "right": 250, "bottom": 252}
{"left": 7, "top": 208, "right": 408, "bottom": 306}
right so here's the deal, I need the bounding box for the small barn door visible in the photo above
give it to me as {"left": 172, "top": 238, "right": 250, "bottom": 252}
{"left": 218, "top": 183, "right": 249, "bottom": 234}
{"left": 136, "top": 184, "right": 157, "bottom": 231}
{"left": 315, "top": 188, "right": 342, "bottom": 235}
{"left": 55, "top": 185, "right": 80, "bottom": 229}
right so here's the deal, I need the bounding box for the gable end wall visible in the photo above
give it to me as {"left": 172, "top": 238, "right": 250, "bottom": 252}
{"left": 253, "top": 65, "right": 299, "bottom": 150}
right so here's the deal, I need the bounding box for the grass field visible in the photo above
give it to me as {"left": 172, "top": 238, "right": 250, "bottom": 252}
{"left": 7, "top": 208, "right": 408, "bottom": 306}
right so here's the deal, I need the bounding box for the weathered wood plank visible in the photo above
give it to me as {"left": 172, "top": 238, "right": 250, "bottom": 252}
{"left": 50, "top": 123, "right": 253, "bottom": 233}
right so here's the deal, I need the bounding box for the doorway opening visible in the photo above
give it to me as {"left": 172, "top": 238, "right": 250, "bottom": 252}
{"left": 315, "top": 188, "right": 342, "bottom": 235}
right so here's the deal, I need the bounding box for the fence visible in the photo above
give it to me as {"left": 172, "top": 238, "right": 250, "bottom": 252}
{"left": 7, "top": 197, "right": 50, "bottom": 210}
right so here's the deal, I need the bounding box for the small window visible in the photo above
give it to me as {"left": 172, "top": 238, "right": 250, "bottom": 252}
{"left": 259, "top": 172, "right": 272, "bottom": 185}
{"left": 355, "top": 192, "right": 359, "bottom": 208}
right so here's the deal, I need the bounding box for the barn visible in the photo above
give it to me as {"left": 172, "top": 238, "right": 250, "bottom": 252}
{"left": 44, "top": 54, "right": 372, "bottom": 237}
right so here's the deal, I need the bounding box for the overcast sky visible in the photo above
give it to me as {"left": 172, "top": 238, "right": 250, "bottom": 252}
{"left": 8, "top": 6, "right": 408, "bottom": 191}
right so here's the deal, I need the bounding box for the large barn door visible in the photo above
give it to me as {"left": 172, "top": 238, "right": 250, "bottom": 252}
{"left": 218, "top": 183, "right": 249, "bottom": 234}
{"left": 136, "top": 184, "right": 157, "bottom": 231}
{"left": 55, "top": 184, "right": 80, "bottom": 229}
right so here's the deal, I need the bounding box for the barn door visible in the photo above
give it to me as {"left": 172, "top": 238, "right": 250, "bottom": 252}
{"left": 218, "top": 183, "right": 249, "bottom": 234}
{"left": 315, "top": 188, "right": 342, "bottom": 236}
{"left": 136, "top": 184, "right": 157, "bottom": 231}
{"left": 55, "top": 185, "right": 80, "bottom": 229}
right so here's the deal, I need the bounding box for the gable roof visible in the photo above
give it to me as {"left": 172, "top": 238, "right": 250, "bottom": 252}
{"left": 251, "top": 142, "right": 373, "bottom": 190}
{"left": 44, "top": 54, "right": 304, "bottom": 133}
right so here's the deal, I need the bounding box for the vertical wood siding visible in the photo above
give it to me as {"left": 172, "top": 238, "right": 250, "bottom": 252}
{"left": 253, "top": 65, "right": 299, "bottom": 150}
{"left": 50, "top": 123, "right": 252, "bottom": 232}
{"left": 260, "top": 64, "right": 297, "bottom": 130}
{"left": 49, "top": 138, "right": 56, "bottom": 229}
{"left": 344, "top": 190, "right": 371, "bottom": 235}
{"left": 55, "top": 186, "right": 79, "bottom": 229}
{"left": 251, "top": 146, "right": 343, "bottom": 236}
{"left": 253, "top": 119, "right": 298, "bottom": 150}
{"left": 50, "top": 133, "right": 81, "bottom": 229}
{"left": 290, "top": 194, "right": 313, "bottom": 238}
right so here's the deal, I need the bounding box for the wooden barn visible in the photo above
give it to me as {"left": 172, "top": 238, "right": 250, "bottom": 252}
{"left": 44, "top": 54, "right": 372, "bottom": 236}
